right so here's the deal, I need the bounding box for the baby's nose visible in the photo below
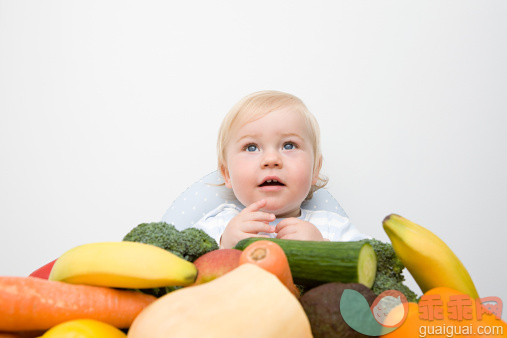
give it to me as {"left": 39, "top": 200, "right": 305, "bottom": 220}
{"left": 261, "top": 151, "right": 282, "bottom": 168}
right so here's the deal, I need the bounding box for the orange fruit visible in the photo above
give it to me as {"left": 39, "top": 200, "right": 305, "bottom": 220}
{"left": 382, "top": 287, "right": 506, "bottom": 338}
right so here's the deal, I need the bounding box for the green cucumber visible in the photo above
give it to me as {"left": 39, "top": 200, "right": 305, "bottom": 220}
{"left": 234, "top": 238, "right": 377, "bottom": 289}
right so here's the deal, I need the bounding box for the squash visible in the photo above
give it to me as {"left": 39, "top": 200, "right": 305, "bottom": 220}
{"left": 128, "top": 264, "right": 312, "bottom": 338}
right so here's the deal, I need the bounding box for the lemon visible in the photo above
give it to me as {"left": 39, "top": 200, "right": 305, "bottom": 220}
{"left": 39, "top": 319, "right": 126, "bottom": 338}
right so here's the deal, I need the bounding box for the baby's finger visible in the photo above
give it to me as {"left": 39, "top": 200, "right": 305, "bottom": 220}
{"left": 277, "top": 233, "right": 298, "bottom": 240}
{"left": 244, "top": 233, "right": 271, "bottom": 239}
{"left": 275, "top": 218, "right": 299, "bottom": 232}
{"left": 242, "top": 199, "right": 267, "bottom": 213}
{"left": 243, "top": 211, "right": 275, "bottom": 223}
{"left": 243, "top": 221, "right": 275, "bottom": 234}
{"left": 276, "top": 225, "right": 296, "bottom": 239}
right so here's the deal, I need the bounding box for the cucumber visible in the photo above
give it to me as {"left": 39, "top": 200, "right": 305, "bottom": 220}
{"left": 234, "top": 238, "right": 377, "bottom": 289}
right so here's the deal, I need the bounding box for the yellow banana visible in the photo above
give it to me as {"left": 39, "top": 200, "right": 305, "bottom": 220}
{"left": 383, "top": 214, "right": 479, "bottom": 299}
{"left": 49, "top": 241, "right": 197, "bottom": 288}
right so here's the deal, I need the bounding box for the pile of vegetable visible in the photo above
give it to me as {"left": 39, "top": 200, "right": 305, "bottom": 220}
{"left": 1, "top": 214, "right": 503, "bottom": 337}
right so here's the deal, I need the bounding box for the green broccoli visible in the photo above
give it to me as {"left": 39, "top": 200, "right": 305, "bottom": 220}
{"left": 366, "top": 239, "right": 419, "bottom": 303}
{"left": 136, "top": 285, "right": 183, "bottom": 298}
{"left": 122, "top": 222, "right": 218, "bottom": 262}
{"left": 123, "top": 222, "right": 186, "bottom": 259}
{"left": 179, "top": 227, "right": 219, "bottom": 262}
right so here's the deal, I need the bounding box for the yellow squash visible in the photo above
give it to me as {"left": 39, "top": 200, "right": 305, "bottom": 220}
{"left": 128, "top": 264, "right": 313, "bottom": 338}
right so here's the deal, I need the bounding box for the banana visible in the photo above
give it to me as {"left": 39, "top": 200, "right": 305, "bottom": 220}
{"left": 383, "top": 214, "right": 479, "bottom": 299}
{"left": 49, "top": 241, "right": 197, "bottom": 288}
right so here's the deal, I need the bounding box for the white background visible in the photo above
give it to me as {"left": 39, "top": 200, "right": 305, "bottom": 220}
{"left": 1, "top": 1, "right": 506, "bottom": 306}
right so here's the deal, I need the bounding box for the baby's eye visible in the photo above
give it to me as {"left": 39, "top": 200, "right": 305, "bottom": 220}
{"left": 244, "top": 144, "right": 258, "bottom": 152}
{"left": 283, "top": 142, "right": 296, "bottom": 150}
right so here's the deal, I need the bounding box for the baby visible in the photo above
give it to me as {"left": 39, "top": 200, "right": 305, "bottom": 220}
{"left": 194, "top": 90, "right": 369, "bottom": 249}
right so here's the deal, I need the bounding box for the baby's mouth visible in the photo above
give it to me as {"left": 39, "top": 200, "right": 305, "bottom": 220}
{"left": 258, "top": 179, "right": 285, "bottom": 187}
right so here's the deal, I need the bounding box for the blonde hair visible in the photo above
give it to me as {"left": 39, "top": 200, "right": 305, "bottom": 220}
{"left": 217, "top": 90, "right": 328, "bottom": 199}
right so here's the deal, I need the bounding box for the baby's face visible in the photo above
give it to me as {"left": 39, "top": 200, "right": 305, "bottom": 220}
{"left": 221, "top": 106, "right": 319, "bottom": 217}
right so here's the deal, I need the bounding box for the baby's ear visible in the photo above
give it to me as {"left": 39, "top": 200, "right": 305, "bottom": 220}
{"left": 312, "top": 155, "right": 323, "bottom": 185}
{"left": 220, "top": 164, "right": 232, "bottom": 189}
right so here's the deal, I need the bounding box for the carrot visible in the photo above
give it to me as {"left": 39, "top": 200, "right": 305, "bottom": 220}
{"left": 0, "top": 333, "right": 23, "bottom": 338}
{"left": 0, "top": 331, "right": 42, "bottom": 338}
{"left": 0, "top": 276, "right": 156, "bottom": 331}
{"left": 239, "top": 240, "right": 300, "bottom": 298}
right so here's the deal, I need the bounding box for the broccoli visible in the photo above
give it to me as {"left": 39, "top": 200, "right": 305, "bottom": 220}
{"left": 123, "top": 222, "right": 186, "bottom": 259}
{"left": 366, "top": 239, "right": 419, "bottom": 303}
{"left": 122, "top": 222, "right": 218, "bottom": 262}
{"left": 136, "top": 285, "right": 183, "bottom": 298}
{"left": 179, "top": 227, "right": 219, "bottom": 262}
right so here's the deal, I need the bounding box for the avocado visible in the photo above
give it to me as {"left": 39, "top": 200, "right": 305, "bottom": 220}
{"left": 300, "top": 282, "right": 376, "bottom": 338}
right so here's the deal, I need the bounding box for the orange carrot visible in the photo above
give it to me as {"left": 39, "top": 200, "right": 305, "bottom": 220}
{"left": 239, "top": 240, "right": 300, "bottom": 298}
{"left": 0, "top": 331, "right": 42, "bottom": 338}
{"left": 0, "top": 276, "right": 156, "bottom": 331}
{"left": 0, "top": 333, "right": 23, "bottom": 338}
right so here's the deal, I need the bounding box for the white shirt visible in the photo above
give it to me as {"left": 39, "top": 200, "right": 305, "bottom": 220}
{"left": 193, "top": 203, "right": 370, "bottom": 246}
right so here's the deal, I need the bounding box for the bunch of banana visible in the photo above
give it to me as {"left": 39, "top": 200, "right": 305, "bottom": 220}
{"left": 49, "top": 241, "right": 197, "bottom": 288}
{"left": 383, "top": 214, "right": 479, "bottom": 299}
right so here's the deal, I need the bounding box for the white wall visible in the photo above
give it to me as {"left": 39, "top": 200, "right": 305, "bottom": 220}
{"left": 1, "top": 1, "right": 506, "bottom": 306}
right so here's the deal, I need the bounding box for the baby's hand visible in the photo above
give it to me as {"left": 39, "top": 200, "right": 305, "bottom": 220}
{"left": 275, "top": 218, "right": 327, "bottom": 241}
{"left": 220, "top": 199, "right": 276, "bottom": 249}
